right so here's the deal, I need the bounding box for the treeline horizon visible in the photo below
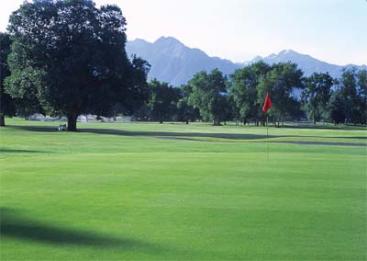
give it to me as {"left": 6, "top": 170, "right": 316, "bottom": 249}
{"left": 3, "top": 61, "right": 367, "bottom": 127}
{"left": 0, "top": 0, "right": 366, "bottom": 130}
{"left": 134, "top": 63, "right": 366, "bottom": 126}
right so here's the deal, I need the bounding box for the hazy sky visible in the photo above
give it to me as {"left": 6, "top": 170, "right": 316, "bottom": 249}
{"left": 1, "top": 0, "right": 366, "bottom": 65}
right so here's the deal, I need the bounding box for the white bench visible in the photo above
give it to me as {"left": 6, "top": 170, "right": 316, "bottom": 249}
{"left": 57, "top": 124, "right": 67, "bottom": 131}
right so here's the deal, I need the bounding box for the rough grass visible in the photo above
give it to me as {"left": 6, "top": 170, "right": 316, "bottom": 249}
{"left": 0, "top": 118, "right": 366, "bottom": 260}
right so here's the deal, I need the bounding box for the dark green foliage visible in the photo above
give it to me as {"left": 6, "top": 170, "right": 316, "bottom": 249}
{"left": 340, "top": 69, "right": 358, "bottom": 123}
{"left": 148, "top": 80, "right": 180, "bottom": 123}
{"left": 0, "top": 33, "right": 16, "bottom": 126}
{"left": 229, "top": 62, "right": 304, "bottom": 126}
{"left": 329, "top": 90, "right": 346, "bottom": 124}
{"left": 257, "top": 63, "right": 304, "bottom": 126}
{"left": 187, "top": 69, "right": 227, "bottom": 125}
{"left": 176, "top": 84, "right": 200, "bottom": 124}
{"left": 5, "top": 0, "right": 148, "bottom": 130}
{"left": 123, "top": 56, "right": 151, "bottom": 114}
{"left": 357, "top": 69, "right": 367, "bottom": 124}
{"left": 302, "top": 73, "right": 334, "bottom": 124}
{"left": 230, "top": 61, "right": 271, "bottom": 125}
{"left": 176, "top": 99, "right": 200, "bottom": 124}
{"left": 329, "top": 68, "right": 366, "bottom": 125}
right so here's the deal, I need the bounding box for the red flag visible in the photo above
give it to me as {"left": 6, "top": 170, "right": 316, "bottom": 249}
{"left": 262, "top": 92, "right": 272, "bottom": 113}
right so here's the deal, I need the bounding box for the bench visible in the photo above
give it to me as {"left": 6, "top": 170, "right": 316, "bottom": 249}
{"left": 57, "top": 124, "right": 67, "bottom": 131}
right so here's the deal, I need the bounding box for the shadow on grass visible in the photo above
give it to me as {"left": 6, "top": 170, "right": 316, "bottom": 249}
{"left": 277, "top": 124, "right": 367, "bottom": 131}
{"left": 269, "top": 140, "right": 366, "bottom": 147}
{"left": 11, "top": 125, "right": 270, "bottom": 140}
{"left": 0, "top": 208, "right": 156, "bottom": 250}
{"left": 82, "top": 128, "right": 272, "bottom": 140}
{"left": 0, "top": 148, "right": 48, "bottom": 154}
{"left": 10, "top": 125, "right": 367, "bottom": 141}
{"left": 9, "top": 125, "right": 57, "bottom": 132}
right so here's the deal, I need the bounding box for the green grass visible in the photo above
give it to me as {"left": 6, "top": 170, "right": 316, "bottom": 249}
{"left": 1, "top": 118, "right": 366, "bottom": 260}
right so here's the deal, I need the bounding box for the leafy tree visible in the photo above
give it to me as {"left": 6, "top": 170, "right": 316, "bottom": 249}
{"left": 106, "top": 56, "right": 150, "bottom": 117}
{"left": 356, "top": 69, "right": 367, "bottom": 124}
{"left": 327, "top": 68, "right": 367, "bottom": 125}
{"left": 187, "top": 69, "right": 227, "bottom": 125}
{"left": 218, "top": 95, "right": 234, "bottom": 125}
{"left": 0, "top": 32, "right": 16, "bottom": 126}
{"left": 336, "top": 68, "right": 363, "bottom": 124}
{"left": 3, "top": 63, "right": 44, "bottom": 117}
{"left": 176, "top": 84, "right": 199, "bottom": 124}
{"left": 148, "top": 80, "right": 180, "bottom": 123}
{"left": 329, "top": 90, "right": 346, "bottom": 124}
{"left": 5, "top": 0, "right": 148, "bottom": 131}
{"left": 302, "top": 73, "right": 334, "bottom": 124}
{"left": 257, "top": 63, "right": 303, "bottom": 126}
{"left": 176, "top": 99, "right": 199, "bottom": 124}
{"left": 357, "top": 69, "right": 367, "bottom": 101}
{"left": 340, "top": 69, "right": 357, "bottom": 123}
{"left": 230, "top": 61, "right": 271, "bottom": 125}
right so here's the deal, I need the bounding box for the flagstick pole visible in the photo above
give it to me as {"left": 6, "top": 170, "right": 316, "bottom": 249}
{"left": 266, "top": 114, "right": 269, "bottom": 160}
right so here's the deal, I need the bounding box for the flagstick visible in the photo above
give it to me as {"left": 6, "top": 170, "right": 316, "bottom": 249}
{"left": 262, "top": 92, "right": 272, "bottom": 161}
{"left": 266, "top": 115, "right": 269, "bottom": 160}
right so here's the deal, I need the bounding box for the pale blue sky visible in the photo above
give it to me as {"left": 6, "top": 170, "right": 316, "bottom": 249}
{"left": 1, "top": 0, "right": 366, "bottom": 65}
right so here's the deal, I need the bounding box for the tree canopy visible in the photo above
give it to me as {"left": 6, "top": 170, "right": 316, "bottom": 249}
{"left": 0, "top": 32, "right": 16, "bottom": 126}
{"left": 230, "top": 61, "right": 271, "bottom": 125}
{"left": 329, "top": 68, "right": 367, "bottom": 125}
{"left": 302, "top": 72, "right": 334, "bottom": 124}
{"left": 148, "top": 80, "right": 180, "bottom": 123}
{"left": 5, "top": 0, "right": 149, "bottom": 130}
{"left": 187, "top": 69, "right": 227, "bottom": 125}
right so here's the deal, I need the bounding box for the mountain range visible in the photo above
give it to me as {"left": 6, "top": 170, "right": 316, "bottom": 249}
{"left": 126, "top": 36, "right": 366, "bottom": 86}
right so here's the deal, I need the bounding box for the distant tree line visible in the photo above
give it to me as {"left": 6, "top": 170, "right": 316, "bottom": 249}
{"left": 0, "top": 0, "right": 366, "bottom": 130}
{"left": 135, "top": 63, "right": 366, "bottom": 126}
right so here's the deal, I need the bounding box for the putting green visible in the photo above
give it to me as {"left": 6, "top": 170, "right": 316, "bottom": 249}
{"left": 1, "top": 118, "right": 366, "bottom": 260}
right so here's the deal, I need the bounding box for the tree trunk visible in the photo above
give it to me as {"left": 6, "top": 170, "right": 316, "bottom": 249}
{"left": 0, "top": 114, "right": 5, "bottom": 127}
{"left": 67, "top": 113, "right": 78, "bottom": 131}
{"left": 213, "top": 119, "right": 221, "bottom": 126}
{"left": 243, "top": 119, "right": 246, "bottom": 125}
{"left": 313, "top": 111, "right": 316, "bottom": 125}
{"left": 185, "top": 120, "right": 189, "bottom": 124}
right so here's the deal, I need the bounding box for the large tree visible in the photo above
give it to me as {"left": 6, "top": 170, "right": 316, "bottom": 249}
{"left": 302, "top": 72, "right": 334, "bottom": 124}
{"left": 148, "top": 80, "right": 180, "bottom": 123}
{"left": 230, "top": 61, "right": 271, "bottom": 125}
{"left": 176, "top": 84, "right": 199, "bottom": 124}
{"left": 0, "top": 32, "right": 16, "bottom": 126}
{"left": 329, "top": 90, "right": 346, "bottom": 124}
{"left": 356, "top": 69, "right": 367, "bottom": 124}
{"left": 5, "top": 0, "right": 147, "bottom": 131}
{"left": 188, "top": 69, "right": 227, "bottom": 125}
{"left": 257, "top": 63, "right": 303, "bottom": 126}
{"left": 330, "top": 68, "right": 366, "bottom": 125}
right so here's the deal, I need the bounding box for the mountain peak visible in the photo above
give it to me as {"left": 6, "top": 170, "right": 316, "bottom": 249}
{"left": 278, "top": 49, "right": 298, "bottom": 55}
{"left": 130, "top": 38, "right": 149, "bottom": 43}
{"left": 154, "top": 36, "right": 184, "bottom": 46}
{"left": 126, "top": 36, "right": 240, "bottom": 86}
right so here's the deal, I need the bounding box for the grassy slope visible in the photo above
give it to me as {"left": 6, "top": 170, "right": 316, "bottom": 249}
{"left": 0, "top": 118, "right": 366, "bottom": 260}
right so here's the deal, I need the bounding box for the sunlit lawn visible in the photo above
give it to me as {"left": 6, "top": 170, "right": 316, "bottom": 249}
{"left": 0, "top": 118, "right": 366, "bottom": 260}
